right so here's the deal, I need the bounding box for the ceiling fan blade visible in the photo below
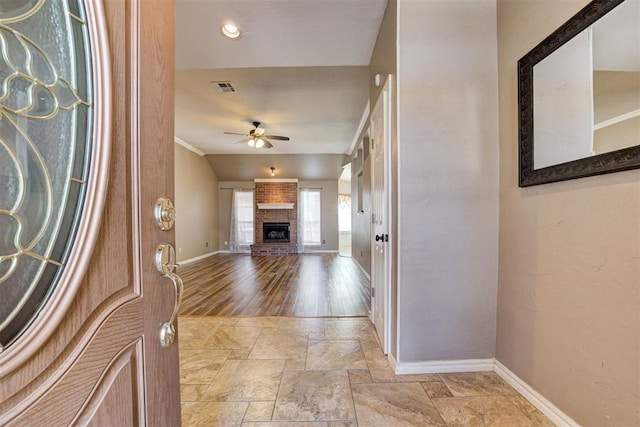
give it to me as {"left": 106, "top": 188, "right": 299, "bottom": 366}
{"left": 234, "top": 138, "right": 251, "bottom": 144}
{"left": 264, "top": 135, "right": 290, "bottom": 141}
{"left": 224, "top": 131, "right": 248, "bottom": 136}
{"left": 263, "top": 140, "right": 274, "bottom": 149}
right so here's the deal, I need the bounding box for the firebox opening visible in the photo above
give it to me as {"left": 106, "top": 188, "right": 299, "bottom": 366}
{"left": 263, "top": 222, "right": 290, "bottom": 243}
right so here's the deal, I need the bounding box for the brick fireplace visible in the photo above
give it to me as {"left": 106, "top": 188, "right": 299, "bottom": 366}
{"left": 251, "top": 179, "right": 298, "bottom": 256}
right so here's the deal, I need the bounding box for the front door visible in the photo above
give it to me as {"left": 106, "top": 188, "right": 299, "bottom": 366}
{"left": 0, "top": 0, "right": 180, "bottom": 424}
{"left": 370, "top": 76, "right": 392, "bottom": 355}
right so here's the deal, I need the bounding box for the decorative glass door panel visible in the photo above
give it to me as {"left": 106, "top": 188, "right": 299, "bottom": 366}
{"left": 0, "top": 0, "right": 93, "bottom": 351}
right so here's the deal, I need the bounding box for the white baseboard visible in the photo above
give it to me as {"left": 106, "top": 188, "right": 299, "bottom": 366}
{"left": 179, "top": 250, "right": 219, "bottom": 265}
{"left": 494, "top": 360, "right": 578, "bottom": 427}
{"left": 299, "top": 249, "right": 339, "bottom": 254}
{"left": 353, "top": 258, "right": 370, "bottom": 280}
{"left": 391, "top": 357, "right": 577, "bottom": 426}
{"left": 394, "top": 358, "right": 495, "bottom": 374}
{"left": 388, "top": 352, "right": 398, "bottom": 371}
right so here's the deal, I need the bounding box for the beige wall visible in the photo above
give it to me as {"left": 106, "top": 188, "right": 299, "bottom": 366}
{"left": 497, "top": 1, "right": 640, "bottom": 425}
{"left": 593, "top": 71, "right": 640, "bottom": 154}
{"left": 593, "top": 71, "right": 640, "bottom": 123}
{"left": 370, "top": 0, "right": 397, "bottom": 104}
{"left": 174, "top": 144, "right": 219, "bottom": 262}
{"left": 218, "top": 180, "right": 340, "bottom": 252}
{"left": 396, "top": 0, "right": 499, "bottom": 363}
{"left": 594, "top": 116, "right": 640, "bottom": 154}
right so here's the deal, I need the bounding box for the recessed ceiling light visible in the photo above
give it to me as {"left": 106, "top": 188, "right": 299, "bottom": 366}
{"left": 221, "top": 23, "right": 241, "bottom": 39}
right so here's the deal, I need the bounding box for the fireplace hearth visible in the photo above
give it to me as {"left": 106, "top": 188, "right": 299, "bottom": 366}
{"left": 263, "top": 222, "right": 290, "bottom": 243}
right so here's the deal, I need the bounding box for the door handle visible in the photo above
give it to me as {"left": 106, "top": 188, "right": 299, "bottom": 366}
{"left": 375, "top": 234, "right": 388, "bottom": 242}
{"left": 155, "top": 243, "right": 183, "bottom": 348}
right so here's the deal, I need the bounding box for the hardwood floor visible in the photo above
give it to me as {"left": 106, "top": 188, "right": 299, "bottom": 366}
{"left": 178, "top": 253, "right": 371, "bottom": 316}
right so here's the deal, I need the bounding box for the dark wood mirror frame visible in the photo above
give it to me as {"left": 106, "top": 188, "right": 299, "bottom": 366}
{"left": 518, "top": 0, "right": 640, "bottom": 187}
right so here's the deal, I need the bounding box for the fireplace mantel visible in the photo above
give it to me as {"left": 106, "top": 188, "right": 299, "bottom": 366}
{"left": 257, "top": 203, "right": 295, "bottom": 210}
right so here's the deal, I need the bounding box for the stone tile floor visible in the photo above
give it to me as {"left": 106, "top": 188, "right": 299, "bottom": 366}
{"left": 179, "top": 316, "right": 554, "bottom": 426}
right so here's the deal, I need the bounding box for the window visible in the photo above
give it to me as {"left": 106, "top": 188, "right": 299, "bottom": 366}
{"left": 300, "top": 189, "right": 321, "bottom": 246}
{"left": 338, "top": 194, "right": 351, "bottom": 231}
{"left": 230, "top": 189, "right": 254, "bottom": 251}
{"left": 0, "top": 0, "right": 96, "bottom": 349}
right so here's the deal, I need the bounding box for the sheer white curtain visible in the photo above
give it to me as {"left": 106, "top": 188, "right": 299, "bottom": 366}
{"left": 229, "top": 189, "right": 254, "bottom": 252}
{"left": 298, "top": 188, "right": 321, "bottom": 251}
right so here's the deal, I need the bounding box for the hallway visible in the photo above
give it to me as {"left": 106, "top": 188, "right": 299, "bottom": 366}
{"left": 179, "top": 316, "right": 553, "bottom": 426}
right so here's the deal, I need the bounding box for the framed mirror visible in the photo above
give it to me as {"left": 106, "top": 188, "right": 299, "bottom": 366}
{"left": 518, "top": 0, "right": 640, "bottom": 187}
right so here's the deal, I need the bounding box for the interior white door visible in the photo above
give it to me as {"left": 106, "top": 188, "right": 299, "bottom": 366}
{"left": 370, "top": 76, "right": 392, "bottom": 354}
{"left": 0, "top": 0, "right": 180, "bottom": 424}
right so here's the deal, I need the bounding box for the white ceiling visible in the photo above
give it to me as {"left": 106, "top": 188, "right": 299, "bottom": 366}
{"left": 174, "top": 0, "right": 387, "bottom": 159}
{"left": 176, "top": 0, "right": 388, "bottom": 69}
{"left": 175, "top": 66, "right": 370, "bottom": 154}
{"left": 206, "top": 154, "right": 348, "bottom": 181}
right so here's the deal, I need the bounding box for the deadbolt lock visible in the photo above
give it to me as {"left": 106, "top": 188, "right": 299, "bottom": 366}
{"left": 155, "top": 197, "right": 176, "bottom": 231}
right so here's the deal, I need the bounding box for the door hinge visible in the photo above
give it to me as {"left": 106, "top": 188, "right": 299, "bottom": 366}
{"left": 371, "top": 287, "right": 375, "bottom": 298}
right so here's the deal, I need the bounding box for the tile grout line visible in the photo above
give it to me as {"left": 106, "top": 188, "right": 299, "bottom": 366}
{"left": 180, "top": 316, "right": 554, "bottom": 426}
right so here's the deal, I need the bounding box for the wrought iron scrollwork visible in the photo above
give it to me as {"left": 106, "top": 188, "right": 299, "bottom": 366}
{"left": 0, "top": 0, "right": 92, "bottom": 349}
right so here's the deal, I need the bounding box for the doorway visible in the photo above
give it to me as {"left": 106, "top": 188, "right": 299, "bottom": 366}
{"left": 339, "top": 164, "right": 353, "bottom": 257}
{"left": 370, "top": 76, "right": 393, "bottom": 355}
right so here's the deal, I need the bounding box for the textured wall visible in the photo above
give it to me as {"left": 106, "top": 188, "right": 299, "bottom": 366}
{"left": 174, "top": 144, "right": 219, "bottom": 262}
{"left": 396, "top": 0, "right": 499, "bottom": 362}
{"left": 496, "top": 1, "right": 640, "bottom": 425}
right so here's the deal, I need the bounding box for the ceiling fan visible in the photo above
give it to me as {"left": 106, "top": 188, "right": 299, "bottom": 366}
{"left": 224, "top": 121, "right": 290, "bottom": 149}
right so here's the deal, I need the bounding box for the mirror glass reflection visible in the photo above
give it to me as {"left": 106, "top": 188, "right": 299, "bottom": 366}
{"left": 533, "top": 0, "right": 640, "bottom": 169}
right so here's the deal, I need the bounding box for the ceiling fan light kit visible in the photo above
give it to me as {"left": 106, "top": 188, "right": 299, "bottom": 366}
{"left": 224, "top": 121, "right": 290, "bottom": 149}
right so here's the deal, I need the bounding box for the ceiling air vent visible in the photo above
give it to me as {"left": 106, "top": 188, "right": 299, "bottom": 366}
{"left": 211, "top": 81, "right": 236, "bottom": 93}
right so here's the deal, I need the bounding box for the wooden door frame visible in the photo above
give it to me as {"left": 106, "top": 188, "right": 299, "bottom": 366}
{"left": 126, "top": 0, "right": 181, "bottom": 423}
